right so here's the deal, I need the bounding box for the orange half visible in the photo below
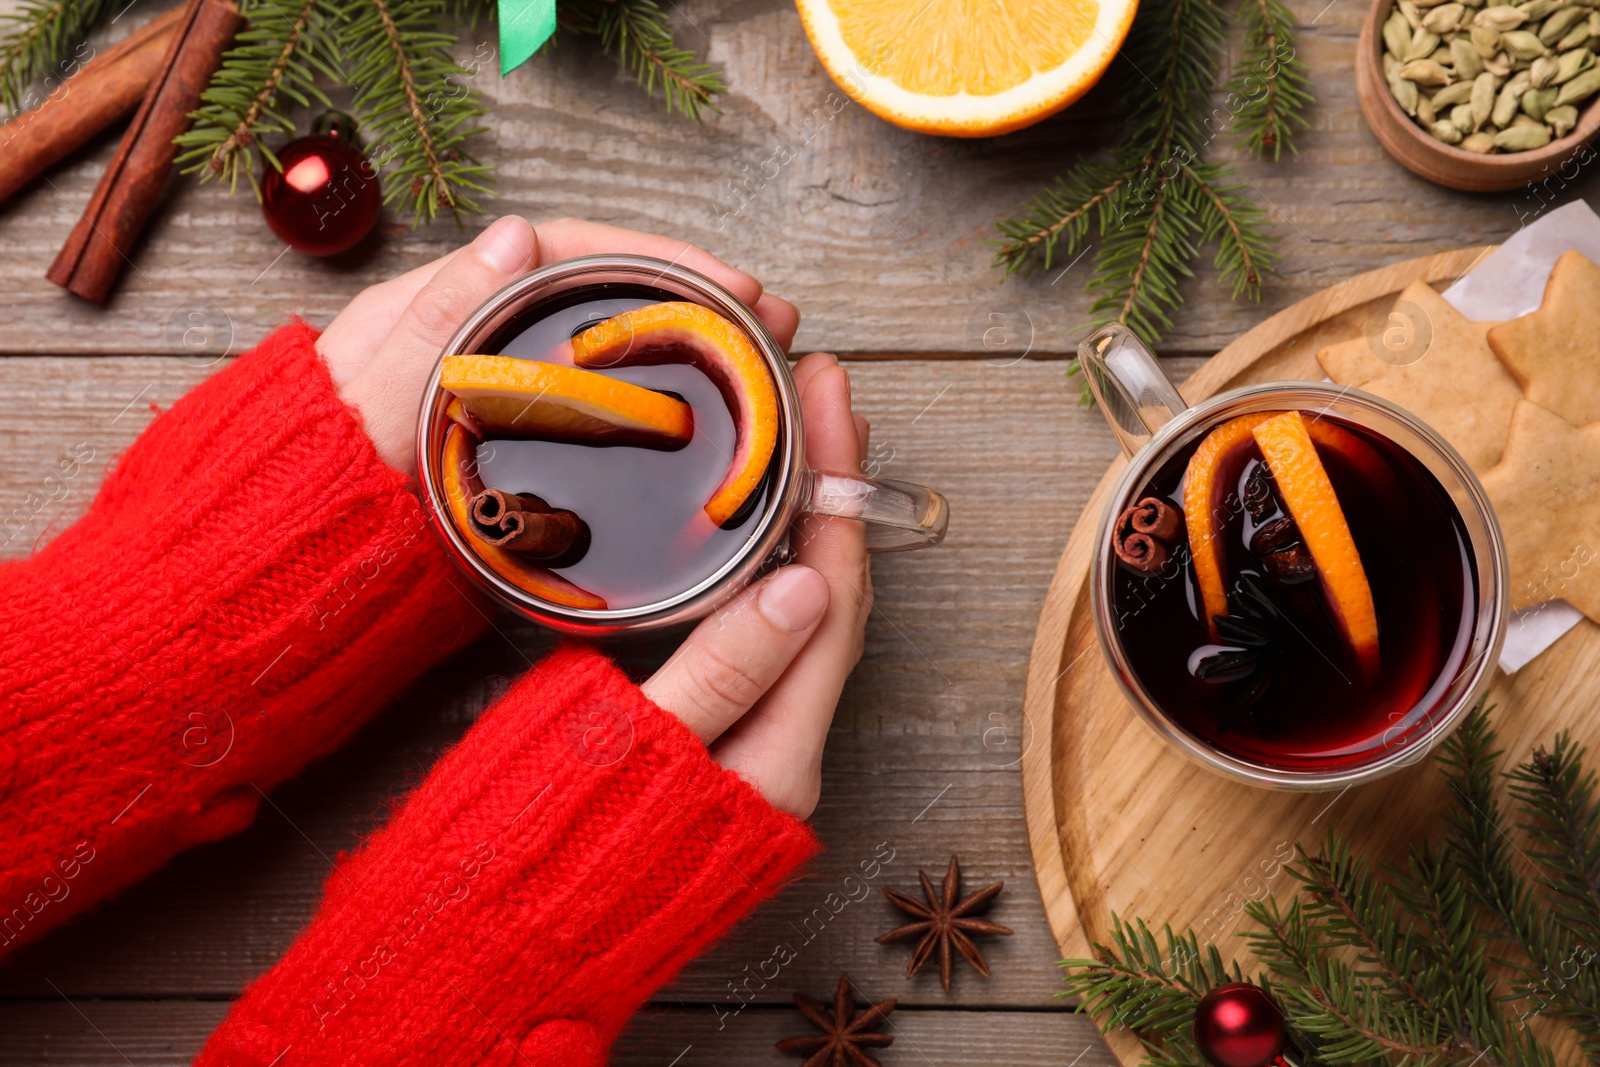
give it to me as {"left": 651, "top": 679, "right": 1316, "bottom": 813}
{"left": 441, "top": 355, "right": 692, "bottom": 449}
{"left": 794, "top": 0, "right": 1137, "bottom": 136}
{"left": 440, "top": 424, "right": 606, "bottom": 610}
{"left": 572, "top": 302, "right": 779, "bottom": 528}
{"left": 1252, "top": 412, "right": 1380, "bottom": 679}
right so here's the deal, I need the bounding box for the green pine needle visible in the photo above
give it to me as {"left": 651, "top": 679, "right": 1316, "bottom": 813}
{"left": 1229, "top": 0, "right": 1313, "bottom": 161}
{"left": 0, "top": 0, "right": 119, "bottom": 114}
{"left": 560, "top": 0, "right": 725, "bottom": 120}
{"left": 175, "top": 0, "right": 340, "bottom": 196}
{"left": 335, "top": 0, "right": 494, "bottom": 225}
{"left": 993, "top": 0, "right": 1310, "bottom": 399}
{"left": 1063, "top": 702, "right": 1600, "bottom": 1067}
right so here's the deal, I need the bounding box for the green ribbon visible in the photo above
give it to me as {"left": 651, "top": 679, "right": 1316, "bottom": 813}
{"left": 498, "top": 0, "right": 556, "bottom": 76}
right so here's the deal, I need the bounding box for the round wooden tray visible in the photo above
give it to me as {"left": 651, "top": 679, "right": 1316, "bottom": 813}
{"left": 1020, "top": 246, "right": 1600, "bottom": 1065}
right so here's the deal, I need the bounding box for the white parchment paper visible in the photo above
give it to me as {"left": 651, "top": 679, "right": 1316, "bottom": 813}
{"left": 1438, "top": 199, "right": 1600, "bottom": 672}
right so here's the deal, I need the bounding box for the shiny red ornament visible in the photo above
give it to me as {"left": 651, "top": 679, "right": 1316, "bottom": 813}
{"left": 260, "top": 113, "right": 381, "bottom": 256}
{"left": 1193, "top": 983, "right": 1289, "bottom": 1067}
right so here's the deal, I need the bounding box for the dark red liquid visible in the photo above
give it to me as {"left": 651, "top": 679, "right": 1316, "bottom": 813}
{"left": 471, "top": 290, "right": 773, "bottom": 610}
{"left": 1112, "top": 413, "right": 1476, "bottom": 771}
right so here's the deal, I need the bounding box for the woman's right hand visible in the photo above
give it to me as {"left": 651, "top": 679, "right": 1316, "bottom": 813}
{"left": 640, "top": 352, "right": 873, "bottom": 820}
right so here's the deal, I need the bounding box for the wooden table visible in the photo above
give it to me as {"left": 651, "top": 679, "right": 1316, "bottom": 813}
{"left": 2, "top": 0, "right": 1598, "bottom": 1062}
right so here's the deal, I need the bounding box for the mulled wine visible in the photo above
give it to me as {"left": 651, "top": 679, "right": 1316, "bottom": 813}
{"left": 435, "top": 291, "right": 781, "bottom": 612}
{"left": 1109, "top": 409, "right": 1477, "bottom": 772}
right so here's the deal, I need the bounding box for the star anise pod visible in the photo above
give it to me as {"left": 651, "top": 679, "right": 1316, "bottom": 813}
{"left": 875, "top": 854, "right": 1013, "bottom": 991}
{"left": 775, "top": 973, "right": 896, "bottom": 1067}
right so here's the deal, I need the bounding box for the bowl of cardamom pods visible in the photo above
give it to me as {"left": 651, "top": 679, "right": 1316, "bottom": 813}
{"left": 1357, "top": 0, "right": 1600, "bottom": 190}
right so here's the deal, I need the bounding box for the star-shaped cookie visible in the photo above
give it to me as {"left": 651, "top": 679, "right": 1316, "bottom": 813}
{"left": 1478, "top": 400, "right": 1600, "bottom": 619}
{"left": 1487, "top": 250, "right": 1600, "bottom": 428}
{"left": 1316, "top": 280, "right": 1519, "bottom": 474}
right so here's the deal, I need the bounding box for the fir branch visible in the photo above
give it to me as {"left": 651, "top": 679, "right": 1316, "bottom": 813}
{"left": 559, "top": 0, "right": 724, "bottom": 120}
{"left": 1507, "top": 734, "right": 1600, "bottom": 943}
{"left": 334, "top": 0, "right": 494, "bottom": 225}
{"left": 1061, "top": 915, "right": 1240, "bottom": 1038}
{"left": 0, "top": 0, "right": 118, "bottom": 114}
{"left": 1228, "top": 0, "right": 1312, "bottom": 160}
{"left": 993, "top": 0, "right": 1311, "bottom": 397}
{"left": 175, "top": 0, "right": 338, "bottom": 196}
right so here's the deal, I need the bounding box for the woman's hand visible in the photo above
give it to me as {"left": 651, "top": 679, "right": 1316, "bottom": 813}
{"left": 641, "top": 352, "right": 872, "bottom": 820}
{"left": 321, "top": 216, "right": 869, "bottom": 820}
{"left": 320, "top": 215, "right": 800, "bottom": 472}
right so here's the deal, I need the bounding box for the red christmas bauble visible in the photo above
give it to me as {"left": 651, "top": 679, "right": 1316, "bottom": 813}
{"left": 1193, "top": 983, "right": 1288, "bottom": 1067}
{"left": 260, "top": 117, "right": 381, "bottom": 256}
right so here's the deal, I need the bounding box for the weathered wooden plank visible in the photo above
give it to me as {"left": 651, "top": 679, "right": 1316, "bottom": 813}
{"left": 0, "top": 0, "right": 1591, "bottom": 359}
{"left": 0, "top": 1000, "right": 1113, "bottom": 1066}
{"left": 0, "top": 356, "right": 1208, "bottom": 1006}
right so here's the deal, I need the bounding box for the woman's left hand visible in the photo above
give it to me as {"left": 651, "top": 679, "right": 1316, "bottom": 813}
{"left": 319, "top": 215, "right": 800, "bottom": 472}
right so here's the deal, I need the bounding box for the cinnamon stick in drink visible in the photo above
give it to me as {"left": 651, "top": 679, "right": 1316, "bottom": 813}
{"left": 0, "top": 5, "right": 185, "bottom": 208}
{"left": 47, "top": 0, "right": 241, "bottom": 304}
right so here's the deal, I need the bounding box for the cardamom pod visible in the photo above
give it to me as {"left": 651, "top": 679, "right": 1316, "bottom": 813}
{"left": 1503, "top": 27, "right": 1552, "bottom": 54}
{"left": 1385, "top": 9, "right": 1415, "bottom": 54}
{"left": 1519, "top": 0, "right": 1563, "bottom": 18}
{"left": 1494, "top": 121, "right": 1553, "bottom": 145}
{"left": 1493, "top": 69, "right": 1532, "bottom": 120}
{"left": 1590, "top": 9, "right": 1600, "bottom": 35}
{"left": 1433, "top": 118, "right": 1467, "bottom": 141}
{"left": 1471, "top": 68, "right": 1500, "bottom": 120}
{"left": 1406, "top": 26, "right": 1445, "bottom": 57}
{"left": 1462, "top": 129, "right": 1500, "bottom": 149}
{"left": 1429, "top": 43, "right": 1456, "bottom": 63}
{"left": 1485, "top": 50, "right": 1516, "bottom": 72}
{"left": 1540, "top": 5, "right": 1589, "bottom": 40}
{"left": 1419, "top": 92, "right": 1440, "bottom": 123}
{"left": 1555, "top": 44, "right": 1594, "bottom": 78}
{"left": 1477, "top": 6, "right": 1528, "bottom": 28}
{"left": 1452, "top": 34, "right": 1488, "bottom": 73}
{"left": 1425, "top": 2, "right": 1468, "bottom": 29}
{"left": 1401, "top": 0, "right": 1425, "bottom": 26}
{"left": 1530, "top": 53, "right": 1562, "bottom": 82}
{"left": 1472, "top": 22, "right": 1506, "bottom": 53}
{"left": 1554, "top": 60, "right": 1600, "bottom": 98}
{"left": 1395, "top": 76, "right": 1424, "bottom": 113}
{"left": 1555, "top": 20, "right": 1590, "bottom": 47}
{"left": 1434, "top": 78, "right": 1479, "bottom": 103}
{"left": 1511, "top": 109, "right": 1546, "bottom": 123}
{"left": 1546, "top": 101, "right": 1580, "bottom": 132}
{"left": 1522, "top": 84, "right": 1559, "bottom": 115}
{"left": 1402, "top": 57, "right": 1457, "bottom": 82}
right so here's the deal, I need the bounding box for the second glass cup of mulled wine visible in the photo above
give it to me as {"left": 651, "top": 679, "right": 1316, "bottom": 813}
{"left": 415, "top": 254, "right": 949, "bottom": 636}
{"left": 1080, "top": 323, "right": 1508, "bottom": 790}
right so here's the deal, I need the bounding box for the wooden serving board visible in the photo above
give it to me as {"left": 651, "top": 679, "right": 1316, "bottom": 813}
{"left": 1021, "top": 246, "right": 1600, "bottom": 1066}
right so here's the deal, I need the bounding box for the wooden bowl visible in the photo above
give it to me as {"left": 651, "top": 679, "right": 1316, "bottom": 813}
{"left": 1355, "top": 0, "right": 1600, "bottom": 192}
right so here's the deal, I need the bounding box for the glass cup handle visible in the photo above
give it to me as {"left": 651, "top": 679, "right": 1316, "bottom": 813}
{"left": 799, "top": 470, "right": 950, "bottom": 551}
{"left": 1078, "top": 323, "right": 1191, "bottom": 457}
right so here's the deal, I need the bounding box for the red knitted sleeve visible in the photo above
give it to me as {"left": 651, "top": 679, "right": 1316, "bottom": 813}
{"left": 0, "top": 322, "right": 488, "bottom": 956}
{"left": 192, "top": 645, "right": 820, "bottom": 1067}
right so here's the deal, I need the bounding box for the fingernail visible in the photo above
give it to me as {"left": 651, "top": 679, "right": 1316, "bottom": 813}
{"left": 758, "top": 565, "right": 829, "bottom": 632}
{"left": 474, "top": 215, "right": 536, "bottom": 274}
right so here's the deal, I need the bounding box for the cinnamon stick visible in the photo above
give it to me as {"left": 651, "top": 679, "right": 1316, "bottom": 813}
{"left": 468, "top": 489, "right": 587, "bottom": 559}
{"left": 47, "top": 0, "right": 241, "bottom": 304}
{"left": 0, "top": 5, "right": 185, "bottom": 208}
{"left": 1114, "top": 497, "right": 1185, "bottom": 573}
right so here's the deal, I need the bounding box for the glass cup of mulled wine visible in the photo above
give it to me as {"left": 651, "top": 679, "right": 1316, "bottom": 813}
{"left": 1080, "top": 323, "right": 1508, "bottom": 790}
{"left": 415, "top": 254, "right": 949, "bottom": 636}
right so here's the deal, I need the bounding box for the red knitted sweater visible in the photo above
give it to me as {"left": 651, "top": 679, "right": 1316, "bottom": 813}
{"left": 0, "top": 324, "right": 818, "bottom": 1065}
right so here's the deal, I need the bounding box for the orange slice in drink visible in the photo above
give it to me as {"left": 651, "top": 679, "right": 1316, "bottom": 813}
{"left": 572, "top": 302, "right": 779, "bottom": 528}
{"left": 1252, "top": 411, "right": 1380, "bottom": 679}
{"left": 440, "top": 423, "right": 606, "bottom": 610}
{"left": 1184, "top": 413, "right": 1275, "bottom": 635}
{"left": 440, "top": 355, "right": 692, "bottom": 449}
